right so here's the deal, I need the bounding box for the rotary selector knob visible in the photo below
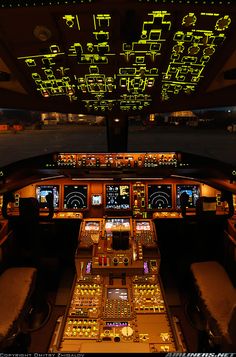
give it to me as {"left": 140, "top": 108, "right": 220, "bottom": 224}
{"left": 121, "top": 326, "right": 133, "bottom": 337}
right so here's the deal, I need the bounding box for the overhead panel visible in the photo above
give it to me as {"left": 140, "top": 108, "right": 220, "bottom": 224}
{"left": 0, "top": 1, "right": 231, "bottom": 113}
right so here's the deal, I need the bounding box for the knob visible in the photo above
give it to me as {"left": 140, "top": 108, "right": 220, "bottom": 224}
{"left": 121, "top": 326, "right": 133, "bottom": 337}
{"left": 123, "top": 257, "right": 129, "bottom": 266}
{"left": 113, "top": 257, "right": 118, "bottom": 266}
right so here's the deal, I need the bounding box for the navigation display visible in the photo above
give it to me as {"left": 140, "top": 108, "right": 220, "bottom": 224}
{"left": 64, "top": 185, "right": 88, "bottom": 209}
{"left": 148, "top": 184, "right": 172, "bottom": 209}
{"left": 176, "top": 185, "right": 200, "bottom": 208}
{"left": 36, "top": 185, "right": 59, "bottom": 209}
{"left": 105, "top": 185, "right": 130, "bottom": 209}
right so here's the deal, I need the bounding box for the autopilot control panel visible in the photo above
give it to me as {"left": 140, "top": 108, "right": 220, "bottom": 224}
{"left": 56, "top": 152, "right": 182, "bottom": 169}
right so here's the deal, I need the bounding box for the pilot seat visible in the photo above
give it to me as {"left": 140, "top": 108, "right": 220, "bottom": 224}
{"left": 190, "top": 261, "right": 236, "bottom": 352}
{"left": 0, "top": 267, "right": 37, "bottom": 351}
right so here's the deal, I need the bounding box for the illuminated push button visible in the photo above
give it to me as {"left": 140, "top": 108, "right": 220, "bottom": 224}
{"left": 103, "top": 256, "right": 107, "bottom": 265}
{"left": 99, "top": 256, "right": 103, "bottom": 265}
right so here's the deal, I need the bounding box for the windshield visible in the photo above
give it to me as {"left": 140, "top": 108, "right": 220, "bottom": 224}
{"left": 0, "top": 107, "right": 236, "bottom": 167}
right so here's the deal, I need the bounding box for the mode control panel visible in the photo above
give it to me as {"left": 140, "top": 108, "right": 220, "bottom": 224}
{"left": 56, "top": 152, "right": 182, "bottom": 169}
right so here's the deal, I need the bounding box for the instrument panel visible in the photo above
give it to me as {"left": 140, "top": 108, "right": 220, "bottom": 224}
{"left": 3, "top": 177, "right": 228, "bottom": 218}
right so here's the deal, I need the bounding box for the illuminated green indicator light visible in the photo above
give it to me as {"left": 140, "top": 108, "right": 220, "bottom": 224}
{"left": 94, "top": 14, "right": 111, "bottom": 29}
{"left": 32, "top": 73, "right": 41, "bottom": 79}
{"left": 62, "top": 14, "right": 80, "bottom": 29}
{"left": 136, "top": 57, "right": 145, "bottom": 64}
{"left": 89, "top": 66, "right": 99, "bottom": 74}
{"left": 50, "top": 45, "right": 60, "bottom": 53}
{"left": 94, "top": 31, "right": 109, "bottom": 41}
{"left": 25, "top": 59, "right": 36, "bottom": 67}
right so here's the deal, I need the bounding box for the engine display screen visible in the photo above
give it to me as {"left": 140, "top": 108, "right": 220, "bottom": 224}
{"left": 36, "top": 185, "right": 59, "bottom": 209}
{"left": 176, "top": 185, "right": 200, "bottom": 208}
{"left": 107, "top": 288, "right": 128, "bottom": 301}
{"left": 64, "top": 185, "right": 88, "bottom": 209}
{"left": 105, "top": 185, "right": 130, "bottom": 209}
{"left": 148, "top": 184, "right": 172, "bottom": 209}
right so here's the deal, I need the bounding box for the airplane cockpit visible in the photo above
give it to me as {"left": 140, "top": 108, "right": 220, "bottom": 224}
{"left": 0, "top": 0, "right": 236, "bottom": 354}
{"left": 0, "top": 150, "right": 235, "bottom": 353}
